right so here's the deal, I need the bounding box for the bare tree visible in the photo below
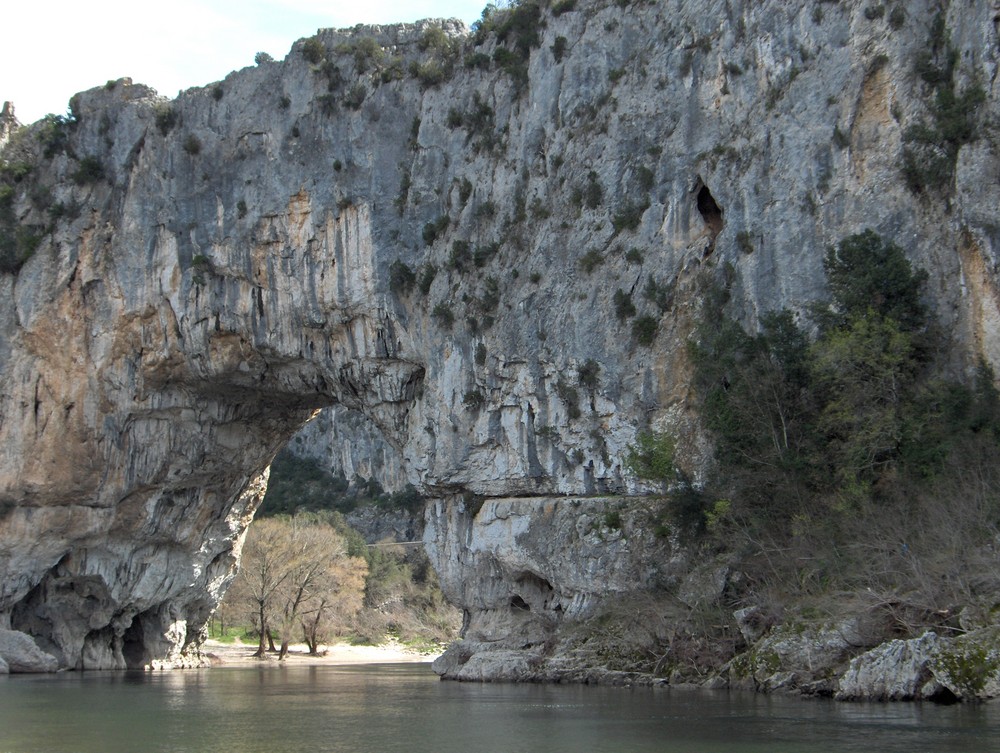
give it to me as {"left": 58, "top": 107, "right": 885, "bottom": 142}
{"left": 223, "top": 515, "right": 367, "bottom": 658}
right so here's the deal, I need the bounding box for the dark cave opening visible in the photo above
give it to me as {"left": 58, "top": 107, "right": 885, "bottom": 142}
{"left": 696, "top": 183, "right": 723, "bottom": 253}
{"left": 510, "top": 595, "right": 531, "bottom": 611}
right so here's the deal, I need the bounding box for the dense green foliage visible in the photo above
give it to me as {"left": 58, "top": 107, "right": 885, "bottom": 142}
{"left": 686, "top": 230, "right": 1000, "bottom": 630}
{"left": 259, "top": 450, "right": 424, "bottom": 517}
{"left": 692, "top": 231, "right": 998, "bottom": 509}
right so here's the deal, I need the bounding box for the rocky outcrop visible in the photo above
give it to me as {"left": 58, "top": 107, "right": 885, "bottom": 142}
{"left": 426, "top": 495, "right": 682, "bottom": 681}
{"left": 835, "top": 633, "right": 943, "bottom": 701}
{"left": 834, "top": 628, "right": 1000, "bottom": 702}
{"left": 0, "top": 0, "right": 998, "bottom": 674}
{"left": 0, "top": 628, "right": 59, "bottom": 673}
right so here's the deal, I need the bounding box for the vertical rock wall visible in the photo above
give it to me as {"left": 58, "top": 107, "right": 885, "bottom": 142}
{"left": 0, "top": 0, "right": 997, "bottom": 670}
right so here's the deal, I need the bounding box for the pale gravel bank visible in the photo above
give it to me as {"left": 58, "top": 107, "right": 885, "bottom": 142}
{"left": 202, "top": 638, "right": 440, "bottom": 667}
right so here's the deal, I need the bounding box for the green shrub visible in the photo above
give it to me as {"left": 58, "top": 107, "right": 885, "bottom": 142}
{"left": 579, "top": 249, "right": 604, "bottom": 274}
{"left": 552, "top": 0, "right": 576, "bottom": 15}
{"left": 255, "top": 51, "right": 275, "bottom": 65}
{"left": 535, "top": 425, "right": 559, "bottom": 440}
{"left": 343, "top": 83, "right": 366, "bottom": 110}
{"left": 303, "top": 36, "right": 326, "bottom": 64}
{"left": 480, "top": 276, "right": 501, "bottom": 310}
{"left": 613, "top": 289, "right": 636, "bottom": 320}
{"left": 237, "top": 199, "right": 248, "bottom": 219}
{"left": 642, "top": 277, "right": 673, "bottom": 313}
{"left": 154, "top": 105, "right": 177, "bottom": 136}
{"left": 458, "top": 178, "right": 474, "bottom": 205}
{"left": 463, "top": 389, "right": 486, "bottom": 410}
{"left": 72, "top": 156, "right": 105, "bottom": 185}
{"left": 475, "top": 343, "right": 487, "bottom": 366}
{"left": 903, "top": 14, "right": 985, "bottom": 193}
{"left": 449, "top": 240, "right": 471, "bottom": 270}
{"left": 584, "top": 171, "right": 603, "bottom": 209}
{"left": 349, "top": 37, "right": 384, "bottom": 73}
{"left": 552, "top": 36, "right": 568, "bottom": 63}
{"left": 821, "top": 229, "right": 928, "bottom": 331}
{"left": 612, "top": 200, "right": 649, "bottom": 233}
{"left": 556, "top": 378, "right": 581, "bottom": 419}
{"left": 624, "top": 431, "right": 675, "bottom": 487}
{"left": 632, "top": 315, "right": 658, "bottom": 345}
{"left": 319, "top": 60, "right": 343, "bottom": 90}
{"left": 735, "top": 231, "right": 754, "bottom": 255}
{"left": 48, "top": 199, "right": 81, "bottom": 223}
{"left": 182, "top": 134, "right": 201, "bottom": 155}
{"left": 389, "top": 259, "right": 416, "bottom": 295}
{"left": 637, "top": 166, "right": 655, "bottom": 192}
{"left": 578, "top": 359, "right": 600, "bottom": 389}
{"left": 473, "top": 242, "right": 499, "bottom": 267}
{"left": 419, "top": 26, "right": 454, "bottom": 55}
{"left": 888, "top": 5, "right": 905, "bottom": 29}
{"left": 380, "top": 56, "right": 406, "bottom": 83}
{"left": 212, "top": 86, "right": 224, "bottom": 101}
{"left": 464, "top": 52, "right": 491, "bottom": 70}
{"left": 864, "top": 4, "right": 885, "bottom": 20}
{"left": 422, "top": 215, "right": 449, "bottom": 245}
{"left": 37, "top": 114, "right": 73, "bottom": 157}
{"left": 418, "top": 264, "right": 437, "bottom": 295}
{"left": 432, "top": 302, "right": 455, "bottom": 329}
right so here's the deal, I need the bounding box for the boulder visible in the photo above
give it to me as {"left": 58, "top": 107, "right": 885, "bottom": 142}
{"left": 836, "top": 632, "right": 941, "bottom": 701}
{"left": 0, "top": 629, "right": 59, "bottom": 673}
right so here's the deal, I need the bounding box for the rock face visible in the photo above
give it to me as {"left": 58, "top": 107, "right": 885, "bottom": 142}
{"left": 836, "top": 633, "right": 943, "bottom": 701}
{"left": 0, "top": 0, "right": 999, "bottom": 673}
{"left": 0, "top": 628, "right": 59, "bottom": 673}
{"left": 425, "top": 496, "right": 679, "bottom": 681}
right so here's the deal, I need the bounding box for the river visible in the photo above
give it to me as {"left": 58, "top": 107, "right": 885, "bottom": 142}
{"left": 2, "top": 663, "right": 999, "bottom": 752}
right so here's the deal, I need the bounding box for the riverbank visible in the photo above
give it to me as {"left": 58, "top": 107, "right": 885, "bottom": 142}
{"left": 202, "top": 638, "right": 440, "bottom": 666}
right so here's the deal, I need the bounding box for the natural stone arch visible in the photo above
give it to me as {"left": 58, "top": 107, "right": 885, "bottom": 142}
{"left": 0, "top": 3, "right": 998, "bottom": 675}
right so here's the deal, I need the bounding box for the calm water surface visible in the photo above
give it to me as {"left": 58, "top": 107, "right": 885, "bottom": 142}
{"left": 2, "top": 663, "right": 999, "bottom": 753}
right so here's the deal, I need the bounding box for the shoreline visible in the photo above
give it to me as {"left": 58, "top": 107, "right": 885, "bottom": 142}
{"left": 202, "top": 638, "right": 441, "bottom": 667}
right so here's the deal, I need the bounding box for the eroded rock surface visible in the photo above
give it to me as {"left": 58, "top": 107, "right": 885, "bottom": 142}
{"left": 0, "top": 0, "right": 998, "bottom": 672}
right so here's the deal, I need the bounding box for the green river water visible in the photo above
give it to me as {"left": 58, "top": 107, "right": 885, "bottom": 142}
{"left": 1, "top": 663, "right": 999, "bottom": 753}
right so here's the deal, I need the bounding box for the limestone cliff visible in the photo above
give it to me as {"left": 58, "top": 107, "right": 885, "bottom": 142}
{"left": 0, "top": 0, "right": 998, "bottom": 682}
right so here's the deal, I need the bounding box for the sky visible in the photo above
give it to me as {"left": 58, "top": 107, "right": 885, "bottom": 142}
{"left": 2, "top": 0, "right": 490, "bottom": 126}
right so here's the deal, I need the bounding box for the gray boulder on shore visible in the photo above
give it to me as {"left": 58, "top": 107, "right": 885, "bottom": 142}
{"left": 0, "top": 629, "right": 60, "bottom": 673}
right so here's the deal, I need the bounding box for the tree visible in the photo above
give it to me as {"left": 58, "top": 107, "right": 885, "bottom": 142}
{"left": 820, "top": 229, "right": 928, "bottom": 333}
{"left": 811, "top": 314, "right": 920, "bottom": 494}
{"left": 230, "top": 518, "right": 297, "bottom": 657}
{"left": 225, "top": 515, "right": 367, "bottom": 658}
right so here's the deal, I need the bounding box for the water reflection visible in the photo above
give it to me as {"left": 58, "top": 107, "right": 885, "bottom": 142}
{"left": 2, "top": 664, "right": 999, "bottom": 753}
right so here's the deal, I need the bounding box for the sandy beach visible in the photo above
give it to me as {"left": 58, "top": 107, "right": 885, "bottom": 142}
{"left": 202, "top": 638, "right": 441, "bottom": 666}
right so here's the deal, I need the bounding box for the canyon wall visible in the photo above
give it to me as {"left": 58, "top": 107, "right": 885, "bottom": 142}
{"left": 0, "top": 0, "right": 998, "bottom": 681}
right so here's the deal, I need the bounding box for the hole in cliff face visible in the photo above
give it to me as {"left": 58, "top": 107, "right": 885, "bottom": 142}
{"left": 122, "top": 607, "right": 164, "bottom": 669}
{"left": 695, "top": 182, "right": 723, "bottom": 254}
{"left": 121, "top": 613, "right": 147, "bottom": 668}
{"left": 510, "top": 595, "right": 531, "bottom": 612}
{"left": 515, "top": 571, "right": 553, "bottom": 592}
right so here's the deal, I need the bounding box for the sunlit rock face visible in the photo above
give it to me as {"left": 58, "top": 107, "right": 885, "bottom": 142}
{"left": 1, "top": 0, "right": 999, "bottom": 670}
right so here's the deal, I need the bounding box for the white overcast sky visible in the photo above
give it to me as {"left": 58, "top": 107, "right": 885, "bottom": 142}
{"left": 3, "top": 0, "right": 490, "bottom": 126}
